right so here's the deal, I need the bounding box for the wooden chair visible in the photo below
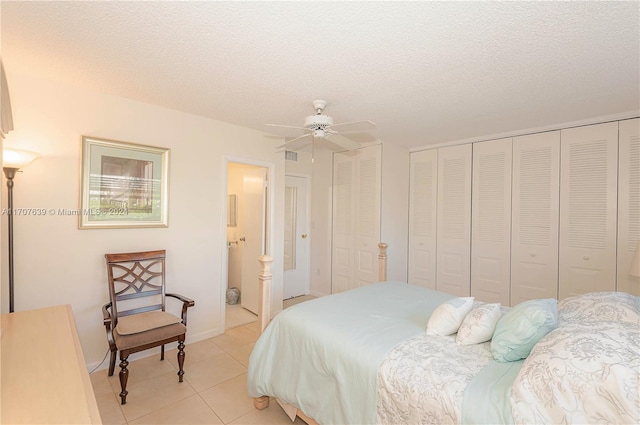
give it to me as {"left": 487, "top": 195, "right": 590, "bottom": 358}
{"left": 102, "top": 250, "right": 195, "bottom": 405}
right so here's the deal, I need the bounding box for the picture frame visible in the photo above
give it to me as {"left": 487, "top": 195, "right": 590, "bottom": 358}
{"left": 79, "top": 136, "right": 169, "bottom": 229}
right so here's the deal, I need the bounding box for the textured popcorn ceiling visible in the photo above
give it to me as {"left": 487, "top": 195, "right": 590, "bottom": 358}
{"left": 2, "top": 1, "right": 639, "bottom": 149}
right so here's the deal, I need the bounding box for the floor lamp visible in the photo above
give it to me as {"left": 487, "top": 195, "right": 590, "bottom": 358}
{"left": 3, "top": 147, "right": 40, "bottom": 313}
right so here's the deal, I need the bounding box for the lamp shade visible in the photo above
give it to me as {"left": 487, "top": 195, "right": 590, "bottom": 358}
{"left": 631, "top": 241, "right": 640, "bottom": 278}
{"left": 1, "top": 61, "right": 14, "bottom": 139}
{"left": 3, "top": 148, "right": 40, "bottom": 169}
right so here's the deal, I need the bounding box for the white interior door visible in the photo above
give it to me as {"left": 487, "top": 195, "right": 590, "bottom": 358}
{"left": 408, "top": 149, "right": 438, "bottom": 289}
{"left": 332, "top": 151, "right": 356, "bottom": 293}
{"left": 284, "top": 175, "right": 310, "bottom": 299}
{"left": 436, "top": 144, "right": 472, "bottom": 296}
{"left": 471, "top": 138, "right": 512, "bottom": 305}
{"left": 355, "top": 145, "right": 381, "bottom": 287}
{"left": 559, "top": 122, "right": 618, "bottom": 299}
{"left": 240, "top": 166, "right": 266, "bottom": 314}
{"left": 511, "top": 131, "right": 560, "bottom": 304}
{"left": 617, "top": 118, "right": 640, "bottom": 295}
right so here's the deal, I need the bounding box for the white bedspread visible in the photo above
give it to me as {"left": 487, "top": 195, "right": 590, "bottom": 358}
{"left": 377, "top": 334, "right": 495, "bottom": 424}
{"left": 247, "top": 282, "right": 454, "bottom": 425}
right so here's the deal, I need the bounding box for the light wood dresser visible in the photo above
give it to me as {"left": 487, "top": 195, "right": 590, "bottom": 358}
{"left": 1, "top": 304, "right": 102, "bottom": 424}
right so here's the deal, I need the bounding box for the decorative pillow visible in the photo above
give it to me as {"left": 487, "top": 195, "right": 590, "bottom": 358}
{"left": 491, "top": 298, "right": 557, "bottom": 362}
{"left": 426, "top": 297, "right": 474, "bottom": 336}
{"left": 510, "top": 321, "right": 640, "bottom": 424}
{"left": 558, "top": 291, "right": 640, "bottom": 326}
{"left": 456, "top": 303, "right": 502, "bottom": 345}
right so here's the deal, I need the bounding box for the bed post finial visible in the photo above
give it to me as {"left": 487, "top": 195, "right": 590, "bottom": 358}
{"left": 258, "top": 255, "right": 274, "bottom": 334}
{"left": 378, "top": 242, "right": 388, "bottom": 281}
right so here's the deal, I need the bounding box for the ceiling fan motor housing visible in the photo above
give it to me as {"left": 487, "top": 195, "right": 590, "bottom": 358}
{"left": 304, "top": 114, "right": 334, "bottom": 136}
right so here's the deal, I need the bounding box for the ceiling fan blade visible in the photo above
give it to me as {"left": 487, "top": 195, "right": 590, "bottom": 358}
{"left": 323, "top": 133, "right": 361, "bottom": 151}
{"left": 329, "top": 120, "right": 376, "bottom": 133}
{"left": 276, "top": 133, "right": 313, "bottom": 150}
{"left": 265, "top": 123, "right": 311, "bottom": 137}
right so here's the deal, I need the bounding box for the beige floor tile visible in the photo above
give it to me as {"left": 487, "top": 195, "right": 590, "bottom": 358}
{"left": 129, "top": 394, "right": 223, "bottom": 425}
{"left": 199, "top": 373, "right": 253, "bottom": 423}
{"left": 184, "top": 352, "right": 247, "bottom": 392}
{"left": 225, "top": 323, "right": 260, "bottom": 342}
{"left": 91, "top": 323, "right": 263, "bottom": 425}
{"left": 210, "top": 327, "right": 258, "bottom": 358}
{"left": 165, "top": 338, "right": 225, "bottom": 369}
{"left": 226, "top": 304, "right": 258, "bottom": 329}
{"left": 107, "top": 352, "right": 179, "bottom": 395}
{"left": 231, "top": 402, "right": 307, "bottom": 425}
{"left": 244, "top": 321, "right": 261, "bottom": 334}
{"left": 90, "top": 370, "right": 127, "bottom": 425}
{"left": 224, "top": 341, "right": 256, "bottom": 367}
{"left": 119, "top": 370, "right": 197, "bottom": 422}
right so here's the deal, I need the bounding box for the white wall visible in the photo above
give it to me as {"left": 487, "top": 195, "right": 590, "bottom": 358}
{"left": 1, "top": 72, "right": 285, "bottom": 369}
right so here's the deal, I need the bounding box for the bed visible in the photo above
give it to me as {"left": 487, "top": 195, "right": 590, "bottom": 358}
{"left": 248, "top": 245, "right": 640, "bottom": 425}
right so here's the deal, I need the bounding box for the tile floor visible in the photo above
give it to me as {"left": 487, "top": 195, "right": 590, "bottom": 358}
{"left": 225, "top": 303, "right": 258, "bottom": 330}
{"left": 90, "top": 296, "right": 318, "bottom": 425}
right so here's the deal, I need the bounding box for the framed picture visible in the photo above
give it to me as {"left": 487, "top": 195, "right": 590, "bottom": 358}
{"left": 79, "top": 136, "right": 169, "bottom": 229}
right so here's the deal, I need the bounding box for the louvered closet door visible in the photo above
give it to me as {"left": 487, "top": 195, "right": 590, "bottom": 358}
{"left": 355, "top": 144, "right": 381, "bottom": 287}
{"left": 471, "top": 138, "right": 512, "bottom": 304}
{"left": 332, "top": 151, "right": 356, "bottom": 293}
{"left": 511, "top": 131, "right": 560, "bottom": 303}
{"left": 408, "top": 149, "right": 438, "bottom": 289}
{"left": 437, "top": 144, "right": 472, "bottom": 296}
{"left": 617, "top": 118, "right": 640, "bottom": 296}
{"left": 559, "top": 122, "right": 618, "bottom": 299}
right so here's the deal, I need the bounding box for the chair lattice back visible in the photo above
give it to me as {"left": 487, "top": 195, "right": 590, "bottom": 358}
{"left": 106, "top": 250, "right": 167, "bottom": 320}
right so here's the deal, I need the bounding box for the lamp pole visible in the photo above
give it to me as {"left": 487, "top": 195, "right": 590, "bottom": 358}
{"left": 3, "top": 167, "right": 17, "bottom": 313}
{"left": 2, "top": 148, "right": 40, "bottom": 313}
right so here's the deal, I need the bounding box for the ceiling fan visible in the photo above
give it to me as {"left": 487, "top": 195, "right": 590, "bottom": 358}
{"left": 266, "top": 100, "right": 376, "bottom": 152}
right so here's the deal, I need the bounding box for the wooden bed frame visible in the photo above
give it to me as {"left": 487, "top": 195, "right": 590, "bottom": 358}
{"left": 252, "top": 242, "right": 388, "bottom": 424}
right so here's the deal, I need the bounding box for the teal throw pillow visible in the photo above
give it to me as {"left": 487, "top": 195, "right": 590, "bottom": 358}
{"left": 491, "top": 298, "right": 558, "bottom": 362}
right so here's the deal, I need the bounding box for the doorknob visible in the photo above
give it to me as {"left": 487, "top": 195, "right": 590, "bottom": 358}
{"left": 239, "top": 236, "right": 246, "bottom": 242}
{"left": 301, "top": 234, "right": 308, "bottom": 239}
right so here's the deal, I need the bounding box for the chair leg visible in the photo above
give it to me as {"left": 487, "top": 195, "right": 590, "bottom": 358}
{"left": 177, "top": 340, "right": 185, "bottom": 382}
{"left": 161, "top": 344, "right": 165, "bottom": 360}
{"left": 119, "top": 353, "right": 130, "bottom": 405}
{"left": 108, "top": 349, "right": 117, "bottom": 376}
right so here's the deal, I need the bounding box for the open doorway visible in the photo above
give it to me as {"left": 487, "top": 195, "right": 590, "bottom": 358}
{"left": 224, "top": 161, "right": 269, "bottom": 330}
{"left": 283, "top": 174, "right": 311, "bottom": 299}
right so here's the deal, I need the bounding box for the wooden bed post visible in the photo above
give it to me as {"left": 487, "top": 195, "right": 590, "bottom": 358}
{"left": 378, "top": 242, "right": 388, "bottom": 281}
{"left": 257, "top": 255, "right": 273, "bottom": 335}
{"left": 255, "top": 255, "right": 273, "bottom": 411}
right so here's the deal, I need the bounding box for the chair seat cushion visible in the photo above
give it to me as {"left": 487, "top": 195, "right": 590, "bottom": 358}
{"left": 114, "top": 321, "right": 186, "bottom": 351}
{"left": 116, "top": 311, "right": 182, "bottom": 335}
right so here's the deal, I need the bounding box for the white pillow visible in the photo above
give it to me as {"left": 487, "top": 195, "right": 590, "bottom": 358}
{"left": 426, "top": 297, "right": 474, "bottom": 336}
{"left": 456, "top": 303, "right": 502, "bottom": 345}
